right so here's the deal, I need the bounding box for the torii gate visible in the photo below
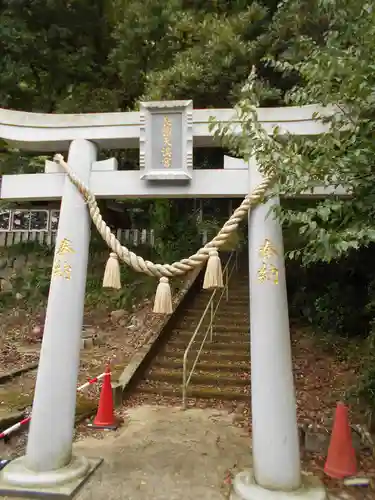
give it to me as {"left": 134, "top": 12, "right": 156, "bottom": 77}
{"left": 0, "top": 101, "right": 336, "bottom": 499}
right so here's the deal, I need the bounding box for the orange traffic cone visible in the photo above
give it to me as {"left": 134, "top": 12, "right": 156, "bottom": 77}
{"left": 88, "top": 365, "right": 119, "bottom": 430}
{"left": 324, "top": 402, "right": 357, "bottom": 479}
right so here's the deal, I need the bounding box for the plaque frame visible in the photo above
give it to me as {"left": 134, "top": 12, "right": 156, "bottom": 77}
{"left": 139, "top": 100, "right": 193, "bottom": 182}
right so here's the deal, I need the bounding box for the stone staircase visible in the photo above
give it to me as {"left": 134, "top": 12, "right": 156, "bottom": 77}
{"left": 134, "top": 262, "right": 250, "bottom": 407}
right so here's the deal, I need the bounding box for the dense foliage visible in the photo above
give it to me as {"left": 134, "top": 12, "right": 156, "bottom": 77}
{"left": 0, "top": 0, "right": 287, "bottom": 113}
{"left": 210, "top": 0, "right": 375, "bottom": 406}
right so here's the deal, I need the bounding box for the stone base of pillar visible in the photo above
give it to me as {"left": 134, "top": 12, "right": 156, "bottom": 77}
{"left": 230, "top": 470, "right": 327, "bottom": 500}
{"left": 0, "top": 455, "right": 102, "bottom": 499}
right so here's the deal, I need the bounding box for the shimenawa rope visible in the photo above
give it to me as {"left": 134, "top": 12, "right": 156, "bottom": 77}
{"left": 53, "top": 153, "right": 273, "bottom": 313}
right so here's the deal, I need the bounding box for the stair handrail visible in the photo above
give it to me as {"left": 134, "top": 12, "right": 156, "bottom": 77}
{"left": 182, "top": 249, "right": 238, "bottom": 409}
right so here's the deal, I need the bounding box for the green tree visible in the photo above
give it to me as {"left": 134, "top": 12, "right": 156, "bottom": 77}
{"left": 209, "top": 1, "right": 375, "bottom": 410}
{"left": 105, "top": 0, "right": 287, "bottom": 108}
{"left": 0, "top": 0, "right": 117, "bottom": 113}
{"left": 212, "top": 0, "right": 375, "bottom": 264}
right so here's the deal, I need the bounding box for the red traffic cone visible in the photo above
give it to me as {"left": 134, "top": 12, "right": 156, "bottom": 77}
{"left": 88, "top": 365, "right": 118, "bottom": 430}
{"left": 324, "top": 402, "right": 357, "bottom": 479}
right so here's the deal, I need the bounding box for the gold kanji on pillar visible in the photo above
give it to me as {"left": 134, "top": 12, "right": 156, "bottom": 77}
{"left": 52, "top": 238, "right": 75, "bottom": 280}
{"left": 257, "top": 239, "right": 279, "bottom": 285}
{"left": 52, "top": 261, "right": 72, "bottom": 280}
{"left": 56, "top": 238, "right": 75, "bottom": 256}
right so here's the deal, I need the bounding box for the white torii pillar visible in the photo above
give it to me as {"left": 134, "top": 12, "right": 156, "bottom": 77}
{"left": 231, "top": 159, "right": 326, "bottom": 500}
{"left": 0, "top": 139, "right": 103, "bottom": 497}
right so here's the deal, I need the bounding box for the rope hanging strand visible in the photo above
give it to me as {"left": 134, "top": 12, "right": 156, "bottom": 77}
{"left": 203, "top": 250, "right": 223, "bottom": 290}
{"left": 53, "top": 154, "right": 274, "bottom": 314}
{"left": 153, "top": 277, "right": 173, "bottom": 314}
{"left": 103, "top": 252, "right": 121, "bottom": 289}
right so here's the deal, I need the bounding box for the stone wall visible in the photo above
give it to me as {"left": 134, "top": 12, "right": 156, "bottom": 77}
{"left": 0, "top": 254, "right": 51, "bottom": 293}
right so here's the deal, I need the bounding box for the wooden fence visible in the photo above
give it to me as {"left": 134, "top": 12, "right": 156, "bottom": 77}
{"left": 0, "top": 228, "right": 211, "bottom": 248}
{"left": 0, "top": 228, "right": 156, "bottom": 248}
{"left": 0, "top": 207, "right": 214, "bottom": 249}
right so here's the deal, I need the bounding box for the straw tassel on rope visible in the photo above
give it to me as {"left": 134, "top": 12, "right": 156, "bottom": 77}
{"left": 203, "top": 249, "right": 223, "bottom": 290}
{"left": 103, "top": 253, "right": 121, "bottom": 289}
{"left": 153, "top": 277, "right": 173, "bottom": 314}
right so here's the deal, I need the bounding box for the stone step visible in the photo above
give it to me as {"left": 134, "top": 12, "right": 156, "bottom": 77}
{"left": 220, "top": 282, "right": 249, "bottom": 287}
{"left": 180, "top": 316, "right": 249, "bottom": 326}
{"left": 147, "top": 369, "right": 249, "bottom": 387}
{"left": 180, "top": 317, "right": 249, "bottom": 327}
{"left": 187, "top": 294, "right": 248, "bottom": 302}
{"left": 174, "top": 324, "right": 249, "bottom": 334}
{"left": 188, "top": 298, "right": 216, "bottom": 307}
{"left": 183, "top": 306, "right": 248, "bottom": 316}
{"left": 181, "top": 304, "right": 248, "bottom": 313}
{"left": 176, "top": 316, "right": 249, "bottom": 329}
{"left": 184, "top": 307, "right": 248, "bottom": 315}
{"left": 173, "top": 323, "right": 249, "bottom": 332}
{"left": 128, "top": 263, "right": 252, "bottom": 407}
{"left": 153, "top": 358, "right": 249, "bottom": 372}
{"left": 162, "top": 347, "right": 249, "bottom": 362}
{"left": 194, "top": 296, "right": 248, "bottom": 302}
{"left": 224, "top": 293, "right": 248, "bottom": 298}
{"left": 194, "top": 289, "right": 248, "bottom": 297}
{"left": 137, "top": 380, "right": 249, "bottom": 401}
{"left": 172, "top": 331, "right": 249, "bottom": 343}
{"left": 226, "top": 296, "right": 249, "bottom": 301}
{"left": 179, "top": 316, "right": 249, "bottom": 327}
{"left": 186, "top": 306, "right": 249, "bottom": 315}
{"left": 193, "top": 298, "right": 249, "bottom": 305}
{"left": 173, "top": 321, "right": 250, "bottom": 338}
{"left": 127, "top": 392, "right": 248, "bottom": 411}
{"left": 168, "top": 339, "right": 248, "bottom": 352}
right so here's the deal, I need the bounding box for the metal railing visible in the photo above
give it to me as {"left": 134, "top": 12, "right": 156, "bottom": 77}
{"left": 182, "top": 250, "right": 238, "bottom": 409}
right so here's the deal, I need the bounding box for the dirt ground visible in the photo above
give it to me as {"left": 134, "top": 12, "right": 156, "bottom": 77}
{"left": 1, "top": 405, "right": 373, "bottom": 500}
{"left": 75, "top": 405, "right": 374, "bottom": 500}
{"left": 0, "top": 299, "right": 164, "bottom": 418}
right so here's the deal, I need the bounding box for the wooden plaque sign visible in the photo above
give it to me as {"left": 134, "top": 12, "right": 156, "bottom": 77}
{"left": 139, "top": 100, "right": 193, "bottom": 181}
